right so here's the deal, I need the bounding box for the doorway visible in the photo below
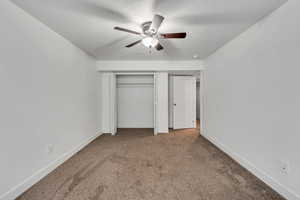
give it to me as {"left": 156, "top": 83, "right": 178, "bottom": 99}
{"left": 169, "top": 72, "right": 203, "bottom": 135}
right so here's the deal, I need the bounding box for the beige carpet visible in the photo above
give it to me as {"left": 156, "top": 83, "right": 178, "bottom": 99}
{"left": 17, "top": 127, "right": 285, "bottom": 200}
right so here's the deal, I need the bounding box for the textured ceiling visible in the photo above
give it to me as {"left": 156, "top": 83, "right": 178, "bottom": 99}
{"left": 11, "top": 0, "right": 286, "bottom": 60}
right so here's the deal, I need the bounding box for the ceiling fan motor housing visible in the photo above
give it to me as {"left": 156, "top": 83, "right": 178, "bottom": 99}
{"left": 141, "top": 21, "right": 156, "bottom": 36}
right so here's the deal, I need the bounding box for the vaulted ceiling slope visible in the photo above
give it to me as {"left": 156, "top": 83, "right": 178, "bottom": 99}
{"left": 11, "top": 0, "right": 286, "bottom": 60}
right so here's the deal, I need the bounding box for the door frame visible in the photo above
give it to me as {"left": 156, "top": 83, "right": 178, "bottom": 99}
{"left": 199, "top": 70, "right": 205, "bottom": 135}
{"left": 168, "top": 71, "right": 205, "bottom": 135}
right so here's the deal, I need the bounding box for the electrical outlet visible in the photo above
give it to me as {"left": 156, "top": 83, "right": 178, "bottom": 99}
{"left": 279, "top": 160, "right": 290, "bottom": 175}
{"left": 46, "top": 144, "right": 54, "bottom": 154}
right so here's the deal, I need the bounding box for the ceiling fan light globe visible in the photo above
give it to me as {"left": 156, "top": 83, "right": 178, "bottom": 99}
{"left": 142, "top": 37, "right": 159, "bottom": 48}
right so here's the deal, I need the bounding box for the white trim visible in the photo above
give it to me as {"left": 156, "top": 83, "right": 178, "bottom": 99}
{"left": 199, "top": 71, "right": 205, "bottom": 134}
{"left": 201, "top": 132, "right": 300, "bottom": 200}
{"left": 115, "top": 72, "right": 155, "bottom": 75}
{"left": 97, "top": 60, "right": 205, "bottom": 72}
{"left": 0, "top": 132, "right": 103, "bottom": 200}
{"left": 117, "top": 84, "right": 153, "bottom": 88}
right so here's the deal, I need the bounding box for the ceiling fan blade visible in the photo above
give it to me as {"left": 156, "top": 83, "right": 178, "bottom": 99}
{"left": 125, "top": 40, "right": 142, "bottom": 48}
{"left": 155, "top": 43, "right": 164, "bottom": 51}
{"left": 160, "top": 32, "right": 187, "bottom": 39}
{"left": 114, "top": 27, "right": 141, "bottom": 35}
{"left": 149, "top": 14, "right": 164, "bottom": 33}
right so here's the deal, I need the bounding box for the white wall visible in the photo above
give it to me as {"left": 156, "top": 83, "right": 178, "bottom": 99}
{"left": 0, "top": 1, "right": 97, "bottom": 199}
{"left": 117, "top": 75, "right": 154, "bottom": 128}
{"left": 204, "top": 1, "right": 300, "bottom": 199}
{"left": 155, "top": 72, "right": 169, "bottom": 133}
{"left": 99, "top": 72, "right": 116, "bottom": 134}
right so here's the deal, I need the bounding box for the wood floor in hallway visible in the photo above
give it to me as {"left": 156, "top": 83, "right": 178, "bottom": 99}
{"left": 17, "top": 127, "right": 285, "bottom": 200}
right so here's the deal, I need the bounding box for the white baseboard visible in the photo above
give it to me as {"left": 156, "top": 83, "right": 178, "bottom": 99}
{"left": 157, "top": 129, "right": 169, "bottom": 134}
{"left": 117, "top": 126, "right": 154, "bottom": 128}
{"left": 201, "top": 132, "right": 300, "bottom": 200}
{"left": 117, "top": 122, "right": 154, "bottom": 129}
{"left": 0, "top": 132, "right": 103, "bottom": 200}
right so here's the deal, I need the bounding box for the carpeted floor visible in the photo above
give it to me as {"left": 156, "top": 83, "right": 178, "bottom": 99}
{"left": 17, "top": 127, "right": 285, "bottom": 200}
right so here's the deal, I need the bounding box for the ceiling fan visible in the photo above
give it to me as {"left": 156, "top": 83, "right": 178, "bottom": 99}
{"left": 114, "top": 14, "right": 187, "bottom": 51}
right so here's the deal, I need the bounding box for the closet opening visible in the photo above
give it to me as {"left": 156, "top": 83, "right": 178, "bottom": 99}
{"left": 116, "top": 73, "right": 155, "bottom": 136}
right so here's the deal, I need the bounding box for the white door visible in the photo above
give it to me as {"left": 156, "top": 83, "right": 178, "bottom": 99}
{"left": 173, "top": 76, "right": 196, "bottom": 129}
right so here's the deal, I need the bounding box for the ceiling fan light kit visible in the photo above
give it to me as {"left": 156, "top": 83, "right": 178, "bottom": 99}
{"left": 114, "top": 14, "right": 187, "bottom": 51}
{"left": 142, "top": 37, "right": 159, "bottom": 48}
